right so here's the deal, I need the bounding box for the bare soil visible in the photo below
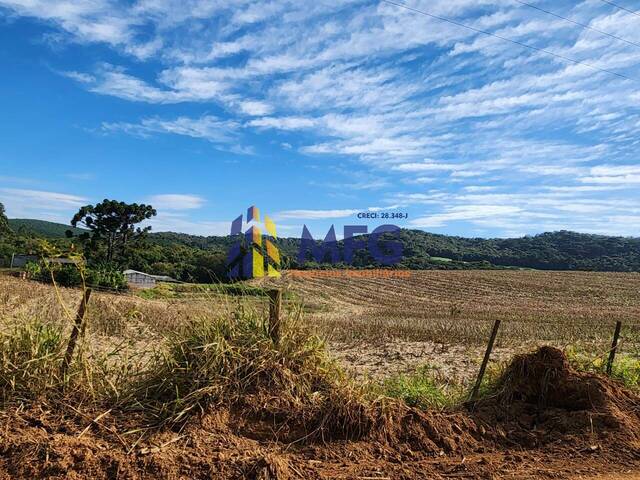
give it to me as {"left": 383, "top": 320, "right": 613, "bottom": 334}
{"left": 328, "top": 339, "right": 518, "bottom": 384}
{"left": 2, "top": 347, "right": 640, "bottom": 479}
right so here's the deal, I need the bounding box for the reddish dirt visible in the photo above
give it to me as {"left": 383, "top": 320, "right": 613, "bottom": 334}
{"left": 2, "top": 347, "right": 640, "bottom": 479}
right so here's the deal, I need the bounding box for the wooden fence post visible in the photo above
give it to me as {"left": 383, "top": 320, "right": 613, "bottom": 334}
{"left": 267, "top": 289, "right": 282, "bottom": 344}
{"left": 61, "top": 288, "right": 92, "bottom": 378}
{"left": 471, "top": 319, "right": 501, "bottom": 401}
{"left": 606, "top": 321, "right": 622, "bottom": 376}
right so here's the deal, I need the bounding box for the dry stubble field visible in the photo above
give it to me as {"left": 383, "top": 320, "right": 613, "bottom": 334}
{"left": 3, "top": 269, "right": 640, "bottom": 388}
{"left": 277, "top": 270, "right": 640, "bottom": 383}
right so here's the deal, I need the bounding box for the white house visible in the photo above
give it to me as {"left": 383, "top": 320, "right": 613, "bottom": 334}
{"left": 123, "top": 270, "right": 179, "bottom": 288}
{"left": 123, "top": 270, "right": 158, "bottom": 289}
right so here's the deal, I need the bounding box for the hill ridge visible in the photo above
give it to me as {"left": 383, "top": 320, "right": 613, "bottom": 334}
{"left": 7, "top": 218, "right": 640, "bottom": 273}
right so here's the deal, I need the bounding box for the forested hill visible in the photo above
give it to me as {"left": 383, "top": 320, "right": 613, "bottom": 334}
{"left": 150, "top": 229, "right": 640, "bottom": 272}
{"left": 392, "top": 229, "right": 640, "bottom": 271}
{"left": 8, "top": 219, "right": 86, "bottom": 237}
{"left": 6, "top": 218, "right": 640, "bottom": 273}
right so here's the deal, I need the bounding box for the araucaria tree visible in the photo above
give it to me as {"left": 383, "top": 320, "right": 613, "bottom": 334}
{"left": 69, "top": 199, "right": 157, "bottom": 263}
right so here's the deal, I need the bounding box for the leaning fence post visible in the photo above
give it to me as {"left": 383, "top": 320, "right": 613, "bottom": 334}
{"left": 61, "top": 288, "right": 92, "bottom": 378}
{"left": 471, "top": 319, "right": 501, "bottom": 401}
{"left": 267, "top": 289, "right": 282, "bottom": 344}
{"left": 606, "top": 321, "right": 622, "bottom": 376}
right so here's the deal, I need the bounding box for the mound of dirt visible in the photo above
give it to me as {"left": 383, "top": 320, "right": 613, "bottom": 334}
{"left": 475, "top": 346, "right": 640, "bottom": 448}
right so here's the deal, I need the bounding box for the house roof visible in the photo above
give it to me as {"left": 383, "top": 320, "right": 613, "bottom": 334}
{"left": 123, "top": 270, "right": 179, "bottom": 283}
{"left": 123, "top": 269, "right": 153, "bottom": 276}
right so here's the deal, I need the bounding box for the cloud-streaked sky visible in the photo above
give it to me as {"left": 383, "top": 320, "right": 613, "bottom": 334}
{"left": 1, "top": 0, "right": 639, "bottom": 238}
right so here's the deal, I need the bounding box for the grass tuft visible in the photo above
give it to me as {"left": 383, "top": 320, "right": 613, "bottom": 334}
{"left": 377, "top": 367, "right": 453, "bottom": 410}
{"left": 125, "top": 310, "right": 344, "bottom": 426}
{"left": 566, "top": 346, "right": 640, "bottom": 392}
{"left": 0, "top": 319, "right": 65, "bottom": 404}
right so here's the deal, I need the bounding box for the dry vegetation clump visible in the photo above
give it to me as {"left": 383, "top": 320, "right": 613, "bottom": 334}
{"left": 0, "top": 314, "right": 148, "bottom": 409}
{"left": 0, "top": 318, "right": 67, "bottom": 404}
{"left": 123, "top": 309, "right": 356, "bottom": 429}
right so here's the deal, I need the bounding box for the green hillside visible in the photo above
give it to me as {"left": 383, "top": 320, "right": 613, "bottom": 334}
{"left": 4, "top": 218, "right": 640, "bottom": 278}
{"left": 148, "top": 229, "right": 640, "bottom": 273}
{"left": 8, "top": 219, "right": 86, "bottom": 238}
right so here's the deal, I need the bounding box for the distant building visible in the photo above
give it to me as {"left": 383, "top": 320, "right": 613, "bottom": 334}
{"left": 10, "top": 255, "right": 81, "bottom": 268}
{"left": 123, "top": 270, "right": 179, "bottom": 289}
{"left": 10, "top": 254, "right": 39, "bottom": 268}
{"left": 123, "top": 270, "right": 157, "bottom": 288}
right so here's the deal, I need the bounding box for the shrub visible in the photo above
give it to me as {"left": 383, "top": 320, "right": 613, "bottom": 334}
{"left": 25, "top": 260, "right": 128, "bottom": 291}
{"left": 25, "top": 260, "right": 82, "bottom": 287}
{"left": 86, "top": 263, "right": 128, "bottom": 291}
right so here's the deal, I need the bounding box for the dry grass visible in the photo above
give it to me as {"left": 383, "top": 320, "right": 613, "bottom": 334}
{"left": 0, "top": 275, "right": 372, "bottom": 441}
{"left": 2, "top": 269, "right": 639, "bottom": 414}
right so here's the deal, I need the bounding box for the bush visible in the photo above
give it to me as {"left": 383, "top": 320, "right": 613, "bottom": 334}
{"left": 25, "top": 261, "right": 128, "bottom": 291}
{"left": 85, "top": 263, "right": 128, "bottom": 291}
{"left": 25, "top": 261, "right": 82, "bottom": 287}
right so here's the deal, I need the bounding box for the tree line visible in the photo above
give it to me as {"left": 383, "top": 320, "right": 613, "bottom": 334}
{"left": 2, "top": 199, "right": 640, "bottom": 290}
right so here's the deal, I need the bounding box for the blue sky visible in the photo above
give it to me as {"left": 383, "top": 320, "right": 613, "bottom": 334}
{"left": 1, "top": 0, "right": 639, "bottom": 239}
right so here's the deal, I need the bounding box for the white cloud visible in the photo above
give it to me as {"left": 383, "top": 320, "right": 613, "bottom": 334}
{"left": 0, "top": 188, "right": 87, "bottom": 209}
{"left": 62, "top": 71, "right": 95, "bottom": 83}
{"left": 101, "top": 115, "right": 246, "bottom": 152}
{"left": 275, "top": 209, "right": 359, "bottom": 220}
{"left": 248, "top": 116, "right": 316, "bottom": 130}
{"left": 238, "top": 100, "right": 273, "bottom": 116}
{"left": 147, "top": 194, "right": 206, "bottom": 210}
{"left": 392, "top": 162, "right": 468, "bottom": 173}
{"left": 0, "top": 188, "right": 88, "bottom": 220}
{"left": 464, "top": 186, "right": 495, "bottom": 192}
{"left": 87, "top": 68, "right": 196, "bottom": 103}
{"left": 410, "top": 205, "right": 523, "bottom": 228}
{"left": 148, "top": 213, "right": 231, "bottom": 236}
{"left": 580, "top": 164, "right": 640, "bottom": 185}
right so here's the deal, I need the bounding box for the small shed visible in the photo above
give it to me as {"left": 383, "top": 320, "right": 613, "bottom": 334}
{"left": 10, "top": 255, "right": 82, "bottom": 269}
{"left": 123, "top": 270, "right": 157, "bottom": 289}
